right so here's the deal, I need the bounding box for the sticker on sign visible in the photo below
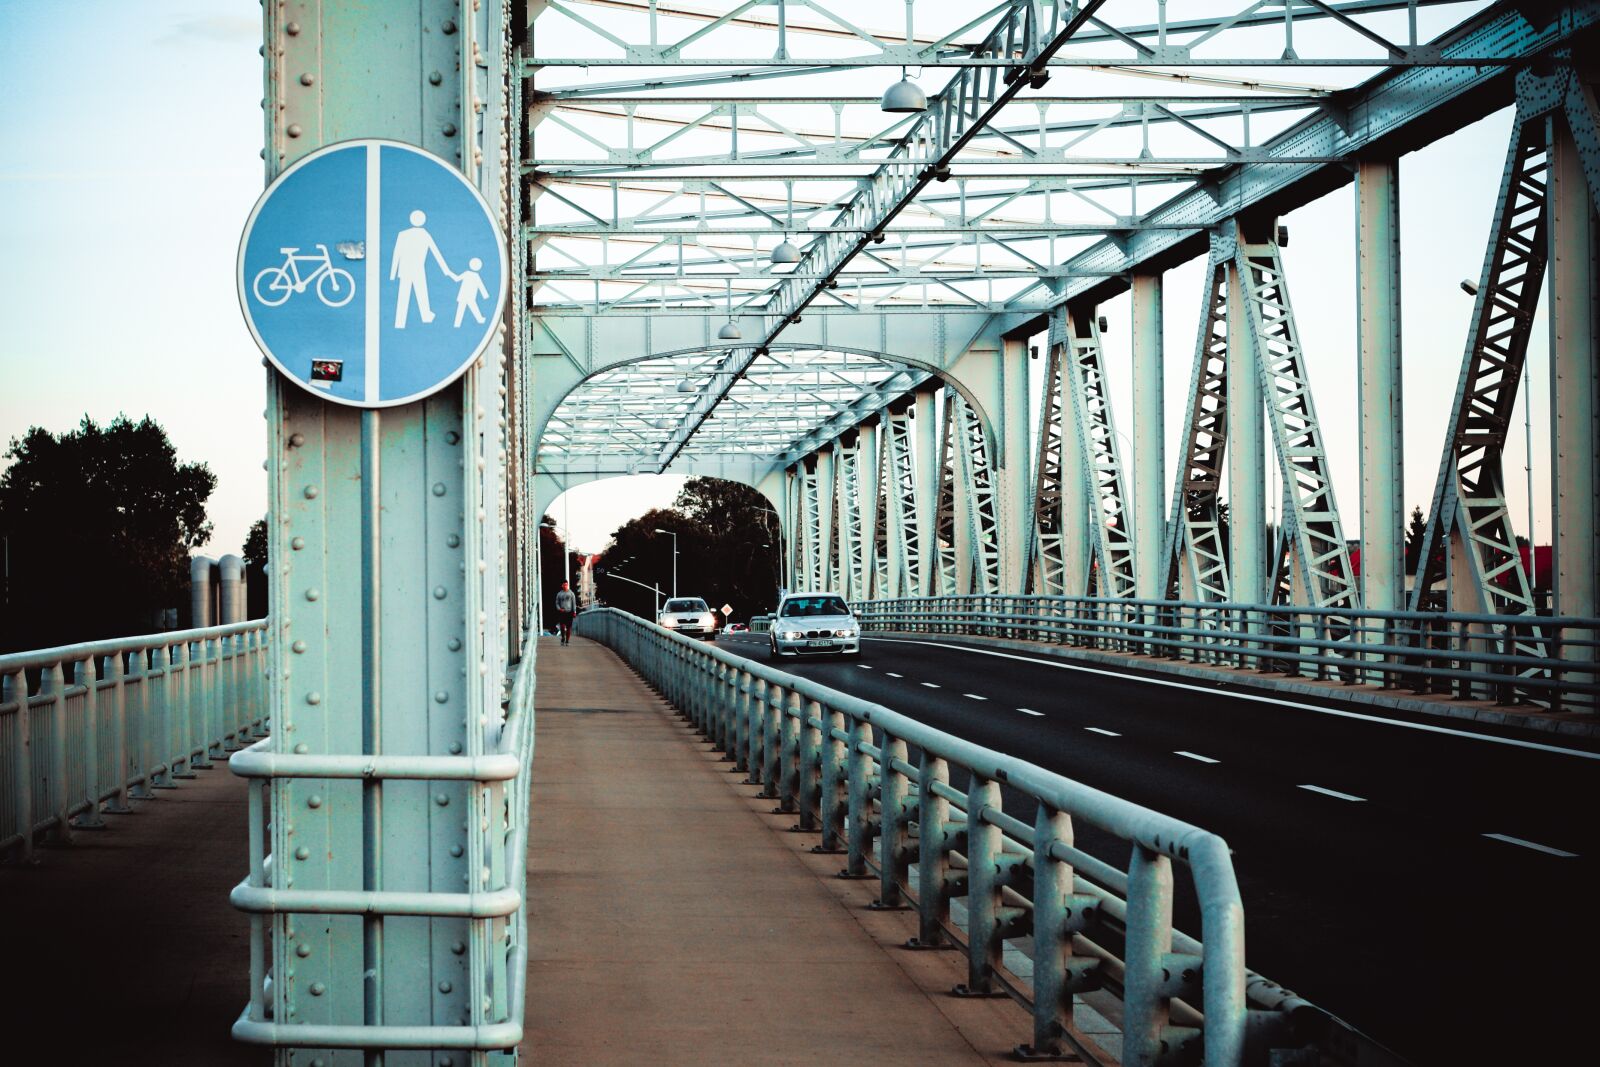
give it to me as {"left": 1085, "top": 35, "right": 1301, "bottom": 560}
{"left": 237, "top": 139, "right": 508, "bottom": 408}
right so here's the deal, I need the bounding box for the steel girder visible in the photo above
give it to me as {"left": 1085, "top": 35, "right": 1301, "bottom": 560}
{"left": 952, "top": 389, "right": 1003, "bottom": 595}
{"left": 1060, "top": 307, "right": 1136, "bottom": 598}
{"left": 835, "top": 433, "right": 866, "bottom": 599}
{"left": 877, "top": 403, "right": 921, "bottom": 598}
{"left": 933, "top": 394, "right": 960, "bottom": 595}
{"left": 869, "top": 418, "right": 892, "bottom": 598}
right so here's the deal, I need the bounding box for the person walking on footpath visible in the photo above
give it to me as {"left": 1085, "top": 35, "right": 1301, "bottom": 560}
{"left": 554, "top": 581, "right": 577, "bottom": 646}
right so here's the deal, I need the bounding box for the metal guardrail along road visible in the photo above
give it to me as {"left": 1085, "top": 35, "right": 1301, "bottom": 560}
{"left": 577, "top": 607, "right": 1390, "bottom": 1066}
{"left": 1, "top": 620, "right": 270, "bottom": 863}
{"left": 853, "top": 596, "right": 1600, "bottom": 714}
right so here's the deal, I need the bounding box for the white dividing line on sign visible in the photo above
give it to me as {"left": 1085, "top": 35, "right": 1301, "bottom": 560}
{"left": 861, "top": 636, "right": 1600, "bottom": 761}
{"left": 364, "top": 143, "right": 382, "bottom": 402}
{"left": 1017, "top": 708, "right": 1045, "bottom": 717}
{"left": 1298, "top": 784, "right": 1366, "bottom": 802}
{"left": 963, "top": 693, "right": 987, "bottom": 701}
{"left": 1174, "top": 751, "right": 1220, "bottom": 764}
{"left": 1483, "top": 833, "right": 1578, "bottom": 858}
{"left": 1084, "top": 727, "right": 1120, "bottom": 737}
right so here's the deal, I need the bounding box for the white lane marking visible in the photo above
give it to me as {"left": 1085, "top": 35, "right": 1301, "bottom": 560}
{"left": 963, "top": 693, "right": 987, "bottom": 701}
{"left": 1017, "top": 708, "right": 1045, "bottom": 717}
{"left": 862, "top": 637, "right": 1600, "bottom": 761}
{"left": 1085, "top": 727, "right": 1120, "bottom": 737}
{"left": 920, "top": 682, "right": 941, "bottom": 689}
{"left": 1298, "top": 784, "right": 1366, "bottom": 802}
{"left": 856, "top": 664, "right": 872, "bottom": 670}
{"left": 886, "top": 672, "right": 903, "bottom": 678}
{"left": 1175, "top": 750, "right": 1220, "bottom": 764}
{"left": 1483, "top": 833, "right": 1578, "bottom": 858}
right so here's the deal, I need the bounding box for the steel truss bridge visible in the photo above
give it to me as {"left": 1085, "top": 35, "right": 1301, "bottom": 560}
{"left": 2, "top": 2, "right": 1597, "bottom": 1065}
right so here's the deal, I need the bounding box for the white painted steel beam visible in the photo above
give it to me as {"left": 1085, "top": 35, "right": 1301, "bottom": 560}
{"left": 1356, "top": 159, "right": 1404, "bottom": 613}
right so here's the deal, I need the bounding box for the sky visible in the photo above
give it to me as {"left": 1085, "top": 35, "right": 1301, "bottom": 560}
{"left": 0, "top": 2, "right": 1555, "bottom": 561}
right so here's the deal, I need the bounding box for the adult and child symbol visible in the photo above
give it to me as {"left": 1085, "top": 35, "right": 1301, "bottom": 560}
{"left": 390, "top": 209, "right": 489, "bottom": 329}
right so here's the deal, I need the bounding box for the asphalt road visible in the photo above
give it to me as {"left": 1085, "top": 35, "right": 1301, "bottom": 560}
{"left": 714, "top": 631, "right": 1600, "bottom": 1066}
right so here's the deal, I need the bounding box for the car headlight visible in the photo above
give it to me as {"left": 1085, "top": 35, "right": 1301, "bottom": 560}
{"left": 780, "top": 630, "right": 802, "bottom": 642}
{"left": 661, "top": 618, "right": 678, "bottom": 627}
{"left": 701, "top": 613, "right": 715, "bottom": 627}
{"left": 835, "top": 628, "right": 856, "bottom": 638}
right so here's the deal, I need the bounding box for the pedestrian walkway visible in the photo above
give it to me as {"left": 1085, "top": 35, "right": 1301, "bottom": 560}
{"left": 523, "top": 635, "right": 1027, "bottom": 1064}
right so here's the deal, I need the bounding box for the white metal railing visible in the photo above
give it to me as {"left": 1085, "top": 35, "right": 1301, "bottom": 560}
{"left": 227, "top": 632, "right": 538, "bottom": 1053}
{"left": 854, "top": 596, "right": 1600, "bottom": 714}
{"left": 577, "top": 607, "right": 1381, "bottom": 1066}
{"left": 0, "top": 620, "right": 270, "bottom": 862}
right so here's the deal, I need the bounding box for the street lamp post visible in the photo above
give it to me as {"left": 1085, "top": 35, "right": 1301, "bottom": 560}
{"left": 653, "top": 528, "right": 678, "bottom": 598}
{"left": 605, "top": 570, "right": 663, "bottom": 617}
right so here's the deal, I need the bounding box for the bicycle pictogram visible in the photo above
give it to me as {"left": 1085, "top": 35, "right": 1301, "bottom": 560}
{"left": 252, "top": 244, "right": 356, "bottom": 308}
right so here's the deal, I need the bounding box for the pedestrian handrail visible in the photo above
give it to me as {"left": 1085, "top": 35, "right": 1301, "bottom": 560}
{"left": 576, "top": 607, "right": 1372, "bottom": 1066}
{"left": 852, "top": 596, "right": 1600, "bottom": 714}
{"left": 227, "top": 631, "right": 538, "bottom": 1052}
{"left": 0, "top": 620, "right": 270, "bottom": 863}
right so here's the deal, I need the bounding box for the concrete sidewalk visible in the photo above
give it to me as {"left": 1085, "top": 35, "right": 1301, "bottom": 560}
{"left": 522, "top": 635, "right": 1028, "bottom": 1065}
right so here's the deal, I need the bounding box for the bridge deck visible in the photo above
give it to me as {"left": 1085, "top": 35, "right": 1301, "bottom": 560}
{"left": 524, "top": 634, "right": 1023, "bottom": 1063}
{"left": 0, "top": 636, "right": 1027, "bottom": 1064}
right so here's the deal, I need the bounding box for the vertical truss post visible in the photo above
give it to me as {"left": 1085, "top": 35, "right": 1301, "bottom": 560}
{"left": 1549, "top": 100, "right": 1599, "bottom": 693}
{"left": 1411, "top": 107, "right": 1549, "bottom": 619}
{"left": 860, "top": 420, "right": 885, "bottom": 600}
{"left": 913, "top": 387, "right": 940, "bottom": 597}
{"left": 1357, "top": 159, "right": 1405, "bottom": 616}
{"left": 1161, "top": 248, "right": 1232, "bottom": 607}
{"left": 1030, "top": 326, "right": 1068, "bottom": 596}
{"left": 996, "top": 338, "right": 1032, "bottom": 594}
{"left": 934, "top": 393, "right": 961, "bottom": 595}
{"left": 253, "top": 1, "right": 512, "bottom": 1056}
{"left": 1226, "top": 234, "right": 1266, "bottom": 609}
{"left": 1131, "top": 274, "right": 1165, "bottom": 604}
{"left": 1063, "top": 307, "right": 1137, "bottom": 599}
{"left": 816, "top": 445, "right": 836, "bottom": 593}
{"left": 834, "top": 434, "right": 864, "bottom": 600}
{"left": 782, "top": 465, "right": 798, "bottom": 591}
{"left": 1234, "top": 220, "right": 1359, "bottom": 612}
{"left": 799, "top": 457, "right": 824, "bottom": 594}
{"left": 880, "top": 403, "right": 920, "bottom": 599}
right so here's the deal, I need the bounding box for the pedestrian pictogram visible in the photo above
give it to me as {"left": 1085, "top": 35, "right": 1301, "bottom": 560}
{"left": 237, "top": 140, "right": 508, "bottom": 408}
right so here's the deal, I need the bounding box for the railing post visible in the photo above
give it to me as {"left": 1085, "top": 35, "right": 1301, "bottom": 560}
{"left": 732, "top": 670, "right": 751, "bottom": 769}
{"left": 911, "top": 752, "right": 957, "bottom": 948}
{"left": 760, "top": 677, "right": 782, "bottom": 801}
{"left": 72, "top": 657, "right": 106, "bottom": 829}
{"left": 842, "top": 716, "right": 874, "bottom": 878}
{"left": 872, "top": 732, "right": 911, "bottom": 910}
{"left": 4, "top": 669, "right": 34, "bottom": 863}
{"left": 130, "top": 648, "right": 158, "bottom": 796}
{"left": 817, "top": 707, "right": 848, "bottom": 854}
{"left": 1025, "top": 803, "right": 1099, "bottom": 1058}
{"left": 169, "top": 642, "right": 196, "bottom": 779}
{"left": 956, "top": 775, "right": 1011, "bottom": 996}
{"left": 796, "top": 695, "right": 822, "bottom": 831}
{"left": 1122, "top": 843, "right": 1195, "bottom": 1066}
{"left": 778, "top": 687, "right": 801, "bottom": 814}
{"left": 105, "top": 651, "right": 132, "bottom": 813}
{"left": 42, "top": 663, "right": 71, "bottom": 843}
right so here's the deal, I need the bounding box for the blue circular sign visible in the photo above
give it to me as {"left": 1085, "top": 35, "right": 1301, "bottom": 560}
{"left": 238, "top": 140, "right": 509, "bottom": 407}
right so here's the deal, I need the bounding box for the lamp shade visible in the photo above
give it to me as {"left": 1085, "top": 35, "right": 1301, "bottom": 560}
{"left": 880, "top": 76, "right": 927, "bottom": 113}
{"left": 717, "top": 319, "right": 743, "bottom": 340}
{"left": 770, "top": 240, "right": 802, "bottom": 265}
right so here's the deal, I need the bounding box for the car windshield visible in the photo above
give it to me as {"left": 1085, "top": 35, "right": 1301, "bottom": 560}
{"left": 664, "top": 599, "right": 708, "bottom": 613}
{"left": 780, "top": 596, "right": 850, "bottom": 618}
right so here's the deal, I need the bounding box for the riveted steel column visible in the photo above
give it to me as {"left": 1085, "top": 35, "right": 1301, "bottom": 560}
{"left": 814, "top": 447, "right": 835, "bottom": 592}
{"left": 1357, "top": 160, "right": 1404, "bottom": 613}
{"left": 1131, "top": 274, "right": 1164, "bottom": 601}
{"left": 857, "top": 421, "right": 880, "bottom": 601}
{"left": 913, "top": 387, "right": 940, "bottom": 596}
{"left": 912, "top": 752, "right": 954, "bottom": 948}
{"left": 256, "top": 3, "right": 508, "bottom": 1058}
{"left": 1226, "top": 257, "right": 1265, "bottom": 607}
{"left": 1549, "top": 113, "right": 1599, "bottom": 624}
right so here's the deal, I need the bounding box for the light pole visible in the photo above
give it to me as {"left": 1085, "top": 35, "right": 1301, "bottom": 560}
{"left": 754, "top": 506, "right": 784, "bottom": 595}
{"left": 605, "top": 570, "right": 663, "bottom": 617}
{"left": 653, "top": 528, "right": 678, "bottom": 597}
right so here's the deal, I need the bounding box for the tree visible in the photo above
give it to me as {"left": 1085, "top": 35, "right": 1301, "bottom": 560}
{"left": 592, "top": 478, "right": 782, "bottom": 624}
{"left": 243, "top": 518, "right": 269, "bottom": 620}
{"left": 0, "top": 415, "right": 216, "bottom": 650}
{"left": 1404, "top": 505, "right": 1427, "bottom": 575}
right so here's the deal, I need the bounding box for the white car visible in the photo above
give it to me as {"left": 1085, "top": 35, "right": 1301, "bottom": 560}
{"left": 768, "top": 592, "right": 860, "bottom": 659}
{"left": 658, "top": 597, "right": 717, "bottom": 639}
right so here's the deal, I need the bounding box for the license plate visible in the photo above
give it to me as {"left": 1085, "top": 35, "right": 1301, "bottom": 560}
{"left": 807, "top": 639, "right": 835, "bottom": 648}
